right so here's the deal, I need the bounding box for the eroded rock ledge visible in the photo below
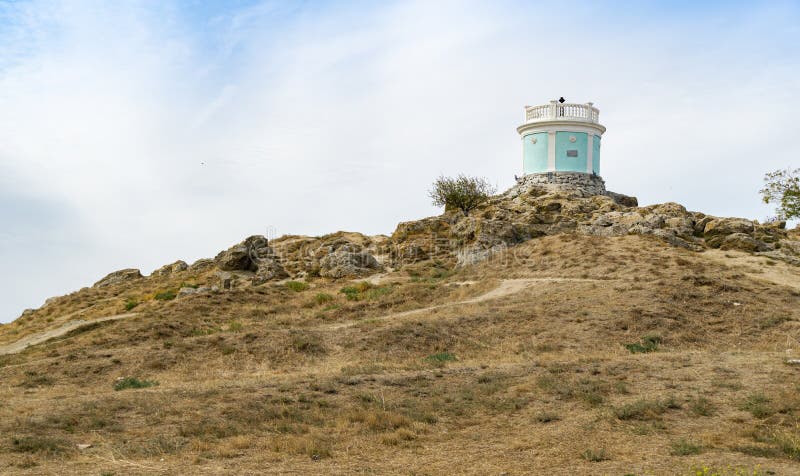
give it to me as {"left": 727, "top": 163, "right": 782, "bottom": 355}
{"left": 92, "top": 181, "right": 799, "bottom": 290}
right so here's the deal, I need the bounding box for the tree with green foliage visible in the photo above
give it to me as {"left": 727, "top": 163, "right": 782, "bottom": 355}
{"left": 429, "top": 174, "right": 496, "bottom": 216}
{"left": 760, "top": 168, "right": 800, "bottom": 220}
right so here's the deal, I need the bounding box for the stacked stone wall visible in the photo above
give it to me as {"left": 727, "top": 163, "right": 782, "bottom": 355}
{"left": 515, "top": 172, "right": 606, "bottom": 197}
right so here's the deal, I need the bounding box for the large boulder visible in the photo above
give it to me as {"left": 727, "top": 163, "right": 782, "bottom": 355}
{"left": 94, "top": 268, "right": 143, "bottom": 287}
{"left": 719, "top": 233, "right": 770, "bottom": 253}
{"left": 703, "top": 218, "right": 755, "bottom": 248}
{"left": 605, "top": 191, "right": 638, "bottom": 208}
{"left": 319, "top": 250, "right": 381, "bottom": 278}
{"left": 188, "top": 258, "right": 215, "bottom": 272}
{"left": 253, "top": 260, "right": 289, "bottom": 284}
{"left": 152, "top": 260, "right": 188, "bottom": 277}
{"left": 215, "top": 235, "right": 269, "bottom": 271}
{"left": 215, "top": 235, "right": 289, "bottom": 284}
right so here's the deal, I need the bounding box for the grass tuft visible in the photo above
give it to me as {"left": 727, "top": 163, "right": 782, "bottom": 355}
{"left": 670, "top": 438, "right": 702, "bottom": 455}
{"left": 581, "top": 448, "right": 609, "bottom": 462}
{"left": 286, "top": 281, "right": 310, "bottom": 292}
{"left": 114, "top": 377, "right": 158, "bottom": 391}
{"left": 624, "top": 334, "right": 661, "bottom": 353}
{"left": 154, "top": 290, "right": 177, "bottom": 301}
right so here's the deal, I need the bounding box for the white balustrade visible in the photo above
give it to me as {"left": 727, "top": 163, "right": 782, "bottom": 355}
{"left": 523, "top": 102, "right": 600, "bottom": 124}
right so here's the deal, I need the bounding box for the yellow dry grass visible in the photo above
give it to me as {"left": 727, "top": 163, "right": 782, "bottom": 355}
{"left": 1, "top": 235, "right": 799, "bottom": 475}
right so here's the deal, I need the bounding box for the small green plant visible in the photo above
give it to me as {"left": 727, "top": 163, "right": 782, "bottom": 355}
{"left": 221, "top": 345, "right": 236, "bottom": 355}
{"left": 690, "top": 396, "right": 715, "bottom": 416}
{"left": 339, "top": 282, "right": 391, "bottom": 301}
{"left": 426, "top": 352, "right": 456, "bottom": 364}
{"left": 190, "top": 326, "right": 222, "bottom": 336}
{"left": 613, "top": 399, "right": 668, "bottom": 420}
{"left": 624, "top": 334, "right": 661, "bottom": 353}
{"left": 315, "top": 293, "right": 334, "bottom": 305}
{"left": 286, "top": 281, "right": 310, "bottom": 292}
{"left": 580, "top": 448, "right": 609, "bottom": 462}
{"left": 741, "top": 393, "right": 773, "bottom": 418}
{"left": 124, "top": 298, "right": 139, "bottom": 311}
{"left": 179, "top": 282, "right": 199, "bottom": 289}
{"left": 154, "top": 290, "right": 177, "bottom": 301}
{"left": 228, "top": 321, "right": 243, "bottom": 332}
{"left": 114, "top": 377, "right": 158, "bottom": 391}
{"left": 340, "top": 282, "right": 372, "bottom": 300}
{"left": 670, "top": 438, "right": 702, "bottom": 455}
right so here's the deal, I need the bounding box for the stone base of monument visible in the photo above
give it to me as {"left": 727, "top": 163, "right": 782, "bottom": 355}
{"left": 516, "top": 172, "right": 606, "bottom": 196}
{"left": 513, "top": 172, "right": 637, "bottom": 207}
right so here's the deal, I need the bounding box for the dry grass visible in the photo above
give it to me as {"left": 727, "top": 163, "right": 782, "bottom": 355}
{"left": 1, "top": 235, "right": 799, "bottom": 474}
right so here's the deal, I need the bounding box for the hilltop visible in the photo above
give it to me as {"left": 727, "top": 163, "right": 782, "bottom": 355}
{"left": 1, "top": 181, "right": 799, "bottom": 475}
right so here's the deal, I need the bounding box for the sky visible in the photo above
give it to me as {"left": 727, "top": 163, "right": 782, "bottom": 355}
{"left": 1, "top": 0, "right": 799, "bottom": 322}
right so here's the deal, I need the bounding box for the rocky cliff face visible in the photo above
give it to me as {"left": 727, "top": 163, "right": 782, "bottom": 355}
{"left": 90, "top": 181, "right": 799, "bottom": 293}
{"left": 388, "top": 182, "right": 798, "bottom": 269}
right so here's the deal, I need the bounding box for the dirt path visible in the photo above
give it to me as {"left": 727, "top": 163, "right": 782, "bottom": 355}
{"left": 323, "top": 277, "right": 605, "bottom": 330}
{"left": 0, "top": 313, "right": 138, "bottom": 356}
{"left": 0, "top": 277, "right": 606, "bottom": 355}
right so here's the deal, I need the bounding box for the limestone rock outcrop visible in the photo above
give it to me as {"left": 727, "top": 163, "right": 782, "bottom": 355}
{"left": 382, "top": 181, "right": 799, "bottom": 268}
{"left": 140, "top": 181, "right": 799, "bottom": 289}
{"left": 319, "top": 250, "right": 381, "bottom": 278}
{"left": 94, "top": 269, "right": 143, "bottom": 288}
{"left": 152, "top": 260, "right": 188, "bottom": 277}
{"left": 215, "top": 235, "right": 288, "bottom": 284}
{"left": 270, "top": 232, "right": 387, "bottom": 278}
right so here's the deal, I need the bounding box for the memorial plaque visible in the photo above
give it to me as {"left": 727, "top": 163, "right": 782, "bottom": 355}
{"left": 566, "top": 149, "right": 578, "bottom": 157}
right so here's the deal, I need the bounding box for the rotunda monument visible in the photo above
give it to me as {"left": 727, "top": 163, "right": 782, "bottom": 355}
{"left": 516, "top": 98, "right": 607, "bottom": 195}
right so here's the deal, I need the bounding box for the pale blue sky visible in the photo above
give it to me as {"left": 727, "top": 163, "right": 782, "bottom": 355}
{"left": 1, "top": 0, "right": 799, "bottom": 322}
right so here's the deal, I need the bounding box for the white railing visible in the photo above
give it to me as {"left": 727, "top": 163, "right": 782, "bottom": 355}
{"left": 524, "top": 101, "right": 600, "bottom": 124}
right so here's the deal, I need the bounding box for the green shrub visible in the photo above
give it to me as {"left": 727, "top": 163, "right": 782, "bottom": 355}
{"left": 340, "top": 282, "right": 373, "bottom": 300}
{"left": 228, "top": 321, "right": 243, "bottom": 332}
{"left": 286, "top": 281, "right": 310, "bottom": 292}
{"left": 613, "top": 399, "right": 669, "bottom": 420}
{"left": 124, "top": 298, "right": 139, "bottom": 311}
{"left": 670, "top": 438, "right": 702, "bottom": 455}
{"left": 426, "top": 352, "right": 456, "bottom": 363}
{"left": 429, "top": 174, "right": 497, "bottom": 216}
{"left": 315, "top": 293, "right": 335, "bottom": 305}
{"left": 690, "top": 396, "right": 715, "bottom": 416}
{"left": 114, "top": 377, "right": 158, "bottom": 391}
{"left": 741, "top": 393, "right": 774, "bottom": 418}
{"left": 339, "top": 282, "right": 391, "bottom": 301}
{"left": 154, "top": 290, "right": 177, "bottom": 301}
{"left": 624, "top": 334, "right": 661, "bottom": 353}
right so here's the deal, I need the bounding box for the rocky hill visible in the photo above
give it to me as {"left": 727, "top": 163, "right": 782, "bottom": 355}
{"left": 1, "top": 181, "right": 799, "bottom": 475}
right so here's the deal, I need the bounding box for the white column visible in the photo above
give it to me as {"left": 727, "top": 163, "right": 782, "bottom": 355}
{"left": 586, "top": 133, "right": 594, "bottom": 173}
{"left": 547, "top": 131, "right": 556, "bottom": 171}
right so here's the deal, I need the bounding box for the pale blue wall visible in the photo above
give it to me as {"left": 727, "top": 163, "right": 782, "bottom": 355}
{"left": 522, "top": 132, "right": 548, "bottom": 174}
{"left": 592, "top": 135, "right": 601, "bottom": 174}
{"left": 555, "top": 131, "right": 587, "bottom": 172}
{"left": 522, "top": 130, "right": 602, "bottom": 175}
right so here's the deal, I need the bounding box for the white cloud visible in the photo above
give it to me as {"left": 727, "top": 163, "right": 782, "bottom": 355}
{"left": 0, "top": 0, "right": 798, "bottom": 321}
